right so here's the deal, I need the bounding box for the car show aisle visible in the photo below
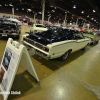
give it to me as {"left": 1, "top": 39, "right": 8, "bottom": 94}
{"left": 0, "top": 27, "right": 100, "bottom": 100}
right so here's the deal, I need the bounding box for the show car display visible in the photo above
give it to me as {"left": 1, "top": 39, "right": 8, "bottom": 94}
{"left": 83, "top": 32, "right": 100, "bottom": 44}
{"left": 0, "top": 18, "right": 22, "bottom": 38}
{"left": 22, "top": 29, "right": 91, "bottom": 61}
{"left": 30, "top": 24, "right": 48, "bottom": 33}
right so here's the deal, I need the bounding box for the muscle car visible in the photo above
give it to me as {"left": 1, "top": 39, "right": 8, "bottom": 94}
{"left": 30, "top": 24, "right": 48, "bottom": 33}
{"left": 22, "top": 29, "right": 90, "bottom": 61}
{"left": 83, "top": 32, "right": 100, "bottom": 44}
{"left": 0, "top": 18, "right": 22, "bottom": 38}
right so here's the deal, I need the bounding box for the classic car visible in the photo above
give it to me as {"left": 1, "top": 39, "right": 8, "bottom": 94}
{"left": 0, "top": 18, "right": 22, "bottom": 38}
{"left": 30, "top": 24, "right": 48, "bottom": 33}
{"left": 22, "top": 29, "right": 90, "bottom": 61}
{"left": 83, "top": 32, "right": 100, "bottom": 44}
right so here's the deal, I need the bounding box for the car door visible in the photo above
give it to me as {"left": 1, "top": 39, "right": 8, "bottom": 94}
{"left": 74, "top": 33, "right": 87, "bottom": 51}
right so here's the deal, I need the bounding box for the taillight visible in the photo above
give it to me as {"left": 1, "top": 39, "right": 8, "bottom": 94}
{"left": 43, "top": 47, "right": 49, "bottom": 52}
{"left": 23, "top": 38, "right": 27, "bottom": 42}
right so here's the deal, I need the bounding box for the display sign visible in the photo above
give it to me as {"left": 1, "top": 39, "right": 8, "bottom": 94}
{"left": 0, "top": 38, "right": 39, "bottom": 100}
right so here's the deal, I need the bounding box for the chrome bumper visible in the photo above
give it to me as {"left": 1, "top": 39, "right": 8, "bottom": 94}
{"left": 22, "top": 41, "right": 50, "bottom": 60}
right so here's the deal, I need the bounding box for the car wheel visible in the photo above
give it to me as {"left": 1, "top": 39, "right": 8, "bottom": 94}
{"left": 81, "top": 44, "right": 87, "bottom": 50}
{"left": 59, "top": 51, "right": 70, "bottom": 61}
{"left": 19, "top": 31, "right": 21, "bottom": 34}
{"left": 96, "top": 41, "right": 99, "bottom": 44}
{"left": 30, "top": 30, "right": 33, "bottom": 33}
{"left": 16, "top": 35, "right": 19, "bottom": 39}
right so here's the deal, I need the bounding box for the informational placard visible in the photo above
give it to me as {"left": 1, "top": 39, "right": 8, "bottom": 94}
{"left": 0, "top": 38, "right": 39, "bottom": 100}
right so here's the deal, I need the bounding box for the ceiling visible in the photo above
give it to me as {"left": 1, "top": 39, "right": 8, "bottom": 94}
{"left": 0, "top": 0, "right": 100, "bottom": 28}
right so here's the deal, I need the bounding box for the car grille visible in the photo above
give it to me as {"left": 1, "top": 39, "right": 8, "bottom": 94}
{"left": 23, "top": 38, "right": 44, "bottom": 49}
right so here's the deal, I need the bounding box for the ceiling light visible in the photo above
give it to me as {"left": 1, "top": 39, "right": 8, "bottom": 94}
{"left": 38, "top": 12, "right": 42, "bottom": 14}
{"left": 0, "top": 4, "right": 2, "bottom": 6}
{"left": 5, "top": 4, "right": 8, "bottom": 6}
{"left": 73, "top": 5, "right": 76, "bottom": 8}
{"left": 93, "top": 10, "right": 95, "bottom": 12}
{"left": 55, "top": 7, "right": 57, "bottom": 9}
{"left": 91, "top": 18, "right": 94, "bottom": 20}
{"left": 9, "top": 4, "right": 13, "bottom": 6}
{"left": 16, "top": 8, "right": 18, "bottom": 10}
{"left": 27, "top": 9, "right": 32, "bottom": 12}
{"left": 54, "top": 18, "right": 55, "bottom": 19}
{"left": 52, "top": 10, "right": 55, "bottom": 12}
{"left": 81, "top": 11, "right": 84, "bottom": 13}
{"left": 48, "top": 14, "right": 51, "bottom": 16}
{"left": 22, "top": 8, "right": 24, "bottom": 10}
{"left": 94, "top": 20, "right": 96, "bottom": 21}
{"left": 87, "top": 15, "right": 89, "bottom": 17}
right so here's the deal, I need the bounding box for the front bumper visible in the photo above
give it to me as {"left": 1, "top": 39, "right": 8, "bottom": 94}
{"left": 22, "top": 41, "right": 50, "bottom": 60}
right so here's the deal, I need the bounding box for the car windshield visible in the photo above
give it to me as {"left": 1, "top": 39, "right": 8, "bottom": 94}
{"left": 51, "top": 30, "right": 69, "bottom": 37}
{"left": 36, "top": 25, "right": 45, "bottom": 28}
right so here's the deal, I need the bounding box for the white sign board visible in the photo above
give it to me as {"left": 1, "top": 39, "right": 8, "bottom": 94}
{"left": 0, "top": 38, "right": 39, "bottom": 100}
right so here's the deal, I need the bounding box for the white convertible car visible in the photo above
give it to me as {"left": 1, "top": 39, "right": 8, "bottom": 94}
{"left": 22, "top": 29, "right": 91, "bottom": 61}
{"left": 30, "top": 24, "right": 48, "bottom": 33}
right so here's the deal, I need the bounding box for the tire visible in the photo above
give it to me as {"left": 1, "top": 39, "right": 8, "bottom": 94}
{"left": 96, "top": 41, "right": 99, "bottom": 44}
{"left": 19, "top": 30, "right": 21, "bottom": 34}
{"left": 59, "top": 50, "right": 70, "bottom": 61}
{"left": 81, "top": 44, "right": 87, "bottom": 50}
{"left": 16, "top": 35, "right": 19, "bottom": 39}
{"left": 30, "top": 30, "right": 33, "bottom": 33}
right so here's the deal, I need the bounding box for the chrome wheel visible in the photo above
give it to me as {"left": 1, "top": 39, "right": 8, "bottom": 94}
{"left": 63, "top": 52, "right": 69, "bottom": 60}
{"left": 59, "top": 51, "right": 70, "bottom": 61}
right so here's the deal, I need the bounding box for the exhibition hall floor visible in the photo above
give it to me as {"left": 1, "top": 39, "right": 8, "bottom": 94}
{"left": 0, "top": 26, "right": 100, "bottom": 100}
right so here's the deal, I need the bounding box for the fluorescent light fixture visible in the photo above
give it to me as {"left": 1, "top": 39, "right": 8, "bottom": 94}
{"left": 93, "top": 10, "right": 95, "bottom": 12}
{"left": 73, "top": 5, "right": 76, "bottom": 8}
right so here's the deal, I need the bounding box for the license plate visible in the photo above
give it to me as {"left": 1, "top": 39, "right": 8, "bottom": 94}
{"left": 2, "top": 34, "right": 7, "bottom": 36}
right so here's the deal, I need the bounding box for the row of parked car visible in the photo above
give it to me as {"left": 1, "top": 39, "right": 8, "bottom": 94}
{"left": 0, "top": 19, "right": 100, "bottom": 61}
